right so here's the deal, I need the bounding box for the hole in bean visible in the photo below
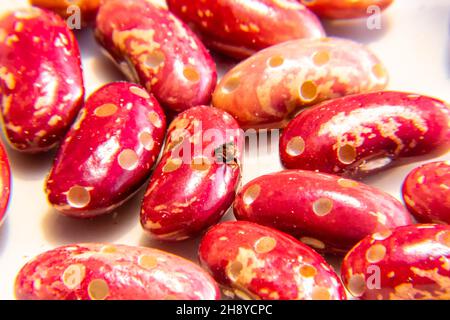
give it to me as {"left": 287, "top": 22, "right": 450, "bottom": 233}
{"left": 300, "top": 81, "right": 318, "bottom": 102}
{"left": 338, "top": 144, "right": 357, "bottom": 164}
{"left": 67, "top": 186, "right": 91, "bottom": 208}
{"left": 286, "top": 136, "right": 305, "bottom": 157}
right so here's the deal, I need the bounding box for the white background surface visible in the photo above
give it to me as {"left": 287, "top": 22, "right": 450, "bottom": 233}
{"left": 0, "top": 0, "right": 449, "bottom": 300}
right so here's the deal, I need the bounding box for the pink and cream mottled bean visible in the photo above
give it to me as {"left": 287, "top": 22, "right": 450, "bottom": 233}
{"left": 15, "top": 243, "right": 220, "bottom": 300}
{"left": 280, "top": 91, "right": 450, "bottom": 177}
{"left": 0, "top": 7, "right": 84, "bottom": 153}
{"left": 0, "top": 141, "right": 10, "bottom": 226}
{"left": 299, "top": 0, "right": 394, "bottom": 19}
{"left": 199, "top": 221, "right": 346, "bottom": 300}
{"left": 234, "top": 170, "right": 413, "bottom": 254}
{"left": 46, "top": 82, "right": 166, "bottom": 218}
{"left": 167, "top": 0, "right": 325, "bottom": 59}
{"left": 402, "top": 161, "right": 450, "bottom": 224}
{"left": 95, "top": 0, "right": 217, "bottom": 113}
{"left": 213, "top": 38, "right": 388, "bottom": 129}
{"left": 141, "top": 106, "right": 243, "bottom": 241}
{"left": 342, "top": 224, "right": 450, "bottom": 300}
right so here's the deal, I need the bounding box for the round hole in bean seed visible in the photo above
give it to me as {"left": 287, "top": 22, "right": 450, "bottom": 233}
{"left": 366, "top": 244, "right": 387, "bottom": 263}
{"left": 94, "top": 103, "right": 118, "bottom": 117}
{"left": 62, "top": 264, "right": 86, "bottom": 289}
{"left": 372, "top": 64, "right": 387, "bottom": 79}
{"left": 223, "top": 76, "right": 240, "bottom": 93}
{"left": 313, "top": 198, "right": 333, "bottom": 216}
{"left": 286, "top": 136, "right": 305, "bottom": 157}
{"left": 300, "top": 265, "right": 317, "bottom": 278}
{"left": 139, "top": 255, "right": 158, "bottom": 269}
{"left": 243, "top": 184, "right": 261, "bottom": 206}
{"left": 67, "top": 186, "right": 91, "bottom": 208}
{"left": 268, "top": 55, "right": 284, "bottom": 68}
{"left": 313, "top": 51, "right": 330, "bottom": 66}
{"left": 148, "top": 111, "right": 162, "bottom": 128}
{"left": 88, "top": 279, "right": 110, "bottom": 300}
{"left": 118, "top": 149, "right": 139, "bottom": 170}
{"left": 254, "top": 237, "right": 277, "bottom": 253}
{"left": 101, "top": 245, "right": 117, "bottom": 254}
{"left": 438, "top": 231, "right": 450, "bottom": 247}
{"left": 300, "top": 237, "right": 325, "bottom": 250}
{"left": 338, "top": 144, "right": 357, "bottom": 164}
{"left": 337, "top": 178, "right": 359, "bottom": 188}
{"left": 183, "top": 66, "right": 200, "bottom": 82}
{"left": 299, "top": 81, "right": 318, "bottom": 102}
{"left": 139, "top": 132, "right": 154, "bottom": 151}
{"left": 347, "top": 274, "right": 366, "bottom": 297}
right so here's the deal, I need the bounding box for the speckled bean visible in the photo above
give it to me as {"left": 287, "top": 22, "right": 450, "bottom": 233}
{"left": 342, "top": 224, "right": 450, "bottom": 300}
{"left": 234, "top": 170, "right": 413, "bottom": 254}
{"left": 141, "top": 106, "right": 243, "bottom": 241}
{"left": 299, "top": 0, "right": 394, "bottom": 19}
{"left": 15, "top": 243, "right": 220, "bottom": 300}
{"left": 167, "top": 0, "right": 325, "bottom": 59}
{"left": 280, "top": 91, "right": 450, "bottom": 177}
{"left": 199, "top": 221, "right": 346, "bottom": 300}
{"left": 46, "top": 82, "right": 166, "bottom": 218}
{"left": 95, "top": 0, "right": 217, "bottom": 113}
{"left": 0, "top": 7, "right": 84, "bottom": 153}
{"left": 213, "top": 38, "right": 388, "bottom": 129}
{"left": 402, "top": 161, "right": 450, "bottom": 224}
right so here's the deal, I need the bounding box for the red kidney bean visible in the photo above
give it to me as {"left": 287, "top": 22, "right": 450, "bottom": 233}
{"left": 199, "top": 221, "right": 346, "bottom": 300}
{"left": 234, "top": 170, "right": 413, "bottom": 254}
{"left": 15, "top": 243, "right": 220, "bottom": 300}
{"left": 280, "top": 91, "right": 450, "bottom": 177}
{"left": 30, "top": 0, "right": 101, "bottom": 25}
{"left": 0, "top": 141, "right": 11, "bottom": 226}
{"left": 46, "top": 82, "right": 166, "bottom": 218}
{"left": 402, "top": 161, "right": 450, "bottom": 224}
{"left": 342, "top": 224, "right": 450, "bottom": 300}
{"left": 167, "top": 0, "right": 325, "bottom": 59}
{"left": 141, "top": 106, "right": 243, "bottom": 241}
{"left": 0, "top": 7, "right": 84, "bottom": 153}
{"left": 95, "top": 0, "right": 217, "bottom": 113}
{"left": 213, "top": 38, "right": 388, "bottom": 129}
{"left": 299, "top": 0, "right": 394, "bottom": 19}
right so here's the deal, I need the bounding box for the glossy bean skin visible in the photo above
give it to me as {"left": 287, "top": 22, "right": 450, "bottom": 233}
{"left": 299, "top": 0, "right": 394, "bottom": 20}
{"left": 30, "top": 0, "right": 101, "bottom": 25}
{"left": 0, "top": 141, "right": 11, "bottom": 226}
{"left": 46, "top": 82, "right": 166, "bottom": 218}
{"left": 141, "top": 106, "right": 243, "bottom": 241}
{"left": 280, "top": 91, "right": 450, "bottom": 177}
{"left": 15, "top": 243, "right": 220, "bottom": 300}
{"left": 234, "top": 170, "right": 412, "bottom": 254}
{"left": 402, "top": 161, "right": 450, "bottom": 224}
{"left": 342, "top": 224, "right": 450, "bottom": 300}
{"left": 167, "top": 0, "right": 325, "bottom": 59}
{"left": 0, "top": 8, "right": 84, "bottom": 153}
{"left": 213, "top": 38, "right": 388, "bottom": 129}
{"left": 95, "top": 0, "right": 217, "bottom": 113}
{"left": 199, "top": 221, "right": 346, "bottom": 300}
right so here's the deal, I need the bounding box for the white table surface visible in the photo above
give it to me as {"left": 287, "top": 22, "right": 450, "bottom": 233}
{"left": 0, "top": 0, "right": 449, "bottom": 300}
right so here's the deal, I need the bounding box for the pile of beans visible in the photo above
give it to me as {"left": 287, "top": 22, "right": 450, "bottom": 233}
{"left": 0, "top": 0, "right": 449, "bottom": 300}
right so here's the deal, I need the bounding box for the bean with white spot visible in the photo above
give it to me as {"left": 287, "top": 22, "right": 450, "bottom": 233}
{"left": 15, "top": 243, "right": 220, "bottom": 300}
{"left": 342, "top": 224, "right": 450, "bottom": 300}
{"left": 280, "top": 91, "right": 450, "bottom": 177}
{"left": 95, "top": 0, "right": 217, "bottom": 113}
{"left": 46, "top": 82, "right": 166, "bottom": 218}
{"left": 141, "top": 106, "right": 243, "bottom": 241}
{"left": 199, "top": 221, "right": 346, "bottom": 300}
{"left": 234, "top": 170, "right": 412, "bottom": 254}
{"left": 0, "top": 8, "right": 84, "bottom": 153}
{"left": 213, "top": 38, "right": 388, "bottom": 129}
